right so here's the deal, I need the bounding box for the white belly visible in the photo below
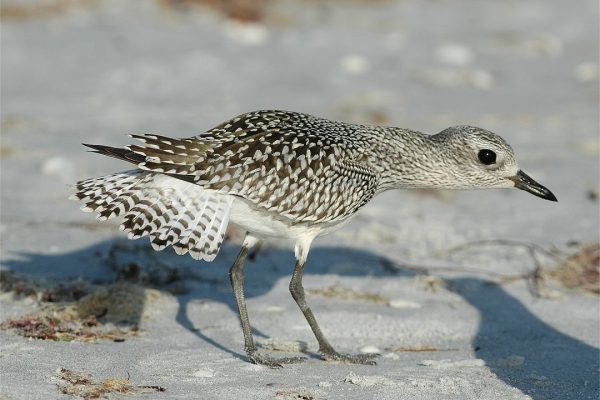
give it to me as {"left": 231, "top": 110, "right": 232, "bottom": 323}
{"left": 228, "top": 197, "right": 348, "bottom": 241}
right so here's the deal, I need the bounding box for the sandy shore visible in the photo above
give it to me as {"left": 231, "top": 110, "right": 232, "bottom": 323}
{"left": 1, "top": 1, "right": 598, "bottom": 399}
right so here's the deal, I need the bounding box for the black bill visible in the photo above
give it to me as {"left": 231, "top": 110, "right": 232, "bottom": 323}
{"left": 510, "top": 170, "right": 557, "bottom": 202}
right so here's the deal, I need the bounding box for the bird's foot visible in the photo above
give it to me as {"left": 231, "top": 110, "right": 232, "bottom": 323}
{"left": 321, "top": 350, "right": 379, "bottom": 365}
{"left": 246, "top": 350, "right": 307, "bottom": 368}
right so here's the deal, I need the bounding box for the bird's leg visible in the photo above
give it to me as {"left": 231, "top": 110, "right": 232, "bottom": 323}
{"left": 229, "top": 235, "right": 306, "bottom": 368}
{"left": 289, "top": 256, "right": 378, "bottom": 365}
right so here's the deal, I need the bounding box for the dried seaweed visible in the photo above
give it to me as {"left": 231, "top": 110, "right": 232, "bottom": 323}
{"left": 1, "top": 313, "right": 136, "bottom": 342}
{"left": 53, "top": 368, "right": 165, "bottom": 399}
{"left": 158, "top": 0, "right": 271, "bottom": 22}
{"left": 1, "top": 0, "right": 93, "bottom": 21}
{"left": 543, "top": 243, "right": 599, "bottom": 294}
{"left": 0, "top": 277, "right": 162, "bottom": 342}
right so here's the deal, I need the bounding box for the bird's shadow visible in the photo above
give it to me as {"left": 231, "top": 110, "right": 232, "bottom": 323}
{"left": 446, "top": 278, "right": 599, "bottom": 400}
{"left": 2, "top": 239, "right": 598, "bottom": 399}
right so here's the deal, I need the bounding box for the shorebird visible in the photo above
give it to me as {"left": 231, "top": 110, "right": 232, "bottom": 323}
{"left": 71, "top": 110, "right": 557, "bottom": 367}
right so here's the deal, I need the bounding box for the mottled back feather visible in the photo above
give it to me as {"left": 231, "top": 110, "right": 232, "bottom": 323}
{"left": 128, "top": 110, "right": 381, "bottom": 224}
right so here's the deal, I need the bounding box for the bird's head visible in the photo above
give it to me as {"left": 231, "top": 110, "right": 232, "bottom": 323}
{"left": 431, "top": 125, "right": 557, "bottom": 201}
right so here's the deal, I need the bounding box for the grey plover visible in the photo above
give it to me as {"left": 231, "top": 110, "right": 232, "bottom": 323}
{"left": 71, "top": 110, "right": 556, "bottom": 367}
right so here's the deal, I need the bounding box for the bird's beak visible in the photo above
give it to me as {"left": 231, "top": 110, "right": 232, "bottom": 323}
{"left": 509, "top": 170, "right": 557, "bottom": 202}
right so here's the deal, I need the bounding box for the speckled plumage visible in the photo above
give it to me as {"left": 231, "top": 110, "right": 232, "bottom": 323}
{"left": 72, "top": 109, "right": 556, "bottom": 367}
{"left": 73, "top": 170, "right": 232, "bottom": 260}
{"left": 79, "top": 111, "right": 519, "bottom": 226}
{"left": 131, "top": 110, "right": 385, "bottom": 224}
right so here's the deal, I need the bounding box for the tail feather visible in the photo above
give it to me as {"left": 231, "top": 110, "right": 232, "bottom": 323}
{"left": 82, "top": 134, "right": 215, "bottom": 177}
{"left": 126, "top": 134, "right": 216, "bottom": 175}
{"left": 192, "top": 197, "right": 232, "bottom": 261}
{"left": 83, "top": 143, "right": 145, "bottom": 164}
{"left": 71, "top": 170, "right": 232, "bottom": 262}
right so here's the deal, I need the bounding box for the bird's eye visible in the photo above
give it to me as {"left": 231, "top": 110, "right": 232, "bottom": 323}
{"left": 478, "top": 149, "right": 497, "bottom": 165}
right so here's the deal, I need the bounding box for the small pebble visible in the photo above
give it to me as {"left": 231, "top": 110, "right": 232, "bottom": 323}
{"left": 388, "top": 299, "right": 421, "bottom": 309}
{"left": 573, "top": 62, "right": 599, "bottom": 82}
{"left": 419, "top": 68, "right": 494, "bottom": 90}
{"left": 524, "top": 34, "right": 563, "bottom": 57}
{"left": 468, "top": 69, "right": 495, "bottom": 90}
{"left": 225, "top": 22, "right": 269, "bottom": 46}
{"left": 530, "top": 374, "right": 551, "bottom": 386}
{"left": 382, "top": 352, "right": 400, "bottom": 360}
{"left": 344, "top": 373, "right": 394, "bottom": 387}
{"left": 192, "top": 369, "right": 215, "bottom": 378}
{"left": 360, "top": 345, "right": 380, "bottom": 354}
{"left": 340, "top": 55, "right": 370, "bottom": 75}
{"left": 531, "top": 374, "right": 549, "bottom": 381}
{"left": 434, "top": 43, "right": 475, "bottom": 66}
{"left": 41, "top": 156, "right": 77, "bottom": 183}
{"left": 243, "top": 364, "right": 264, "bottom": 372}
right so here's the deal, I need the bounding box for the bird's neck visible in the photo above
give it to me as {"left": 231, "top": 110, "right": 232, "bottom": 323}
{"left": 370, "top": 127, "right": 466, "bottom": 193}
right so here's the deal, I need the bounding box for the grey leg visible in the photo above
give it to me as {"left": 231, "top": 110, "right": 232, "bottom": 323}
{"left": 229, "top": 238, "right": 306, "bottom": 368}
{"left": 289, "top": 258, "right": 378, "bottom": 365}
{"left": 229, "top": 245, "right": 254, "bottom": 353}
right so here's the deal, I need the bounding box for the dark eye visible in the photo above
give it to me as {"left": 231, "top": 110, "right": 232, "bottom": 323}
{"left": 478, "top": 149, "right": 496, "bottom": 165}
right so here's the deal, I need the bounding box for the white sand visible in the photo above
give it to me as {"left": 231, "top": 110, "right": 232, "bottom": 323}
{"left": 1, "top": 0, "right": 598, "bottom": 399}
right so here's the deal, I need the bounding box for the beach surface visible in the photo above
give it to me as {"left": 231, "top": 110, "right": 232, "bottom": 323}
{"left": 1, "top": 1, "right": 598, "bottom": 399}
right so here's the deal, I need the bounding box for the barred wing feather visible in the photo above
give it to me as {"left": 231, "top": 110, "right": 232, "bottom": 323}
{"left": 71, "top": 171, "right": 232, "bottom": 261}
